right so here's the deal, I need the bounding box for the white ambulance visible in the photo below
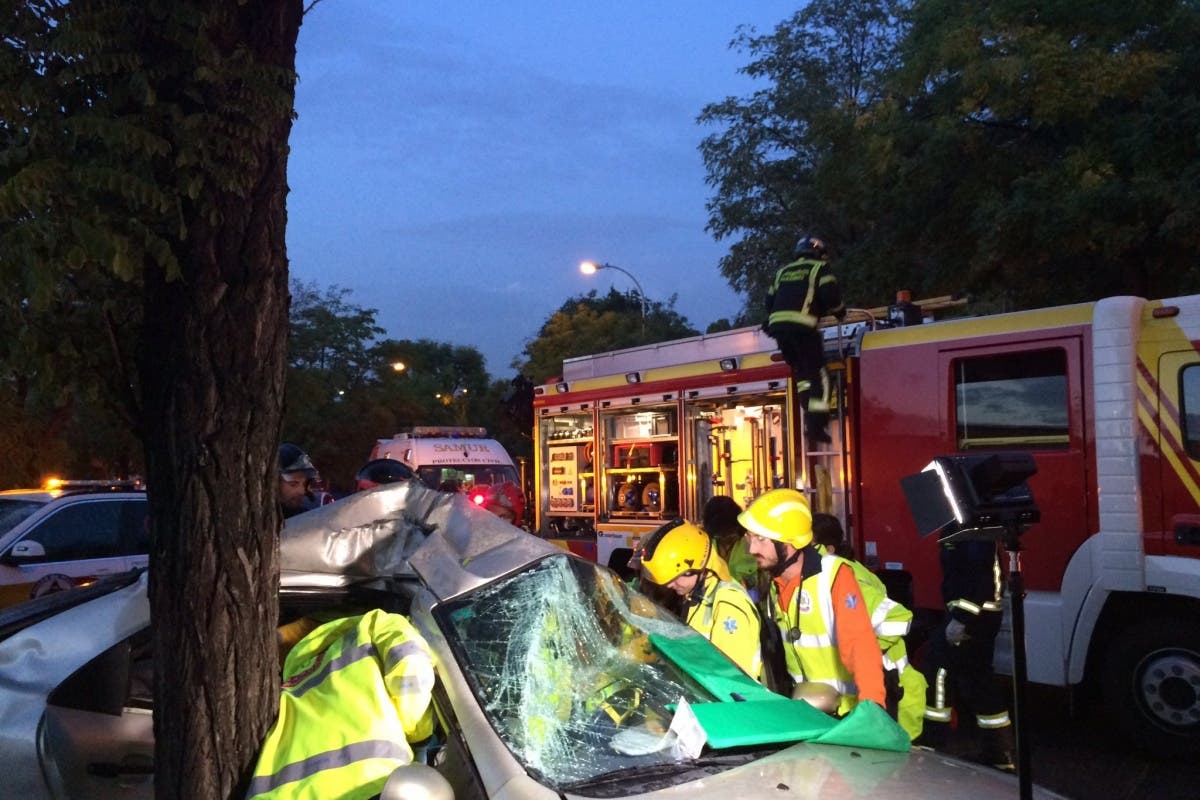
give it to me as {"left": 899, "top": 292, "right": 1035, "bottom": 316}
{"left": 369, "top": 426, "right": 520, "bottom": 494}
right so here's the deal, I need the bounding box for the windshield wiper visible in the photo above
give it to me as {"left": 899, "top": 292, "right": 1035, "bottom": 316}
{"left": 560, "top": 751, "right": 758, "bottom": 794}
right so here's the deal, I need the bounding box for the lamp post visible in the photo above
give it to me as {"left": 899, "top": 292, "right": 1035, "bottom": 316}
{"left": 579, "top": 260, "right": 648, "bottom": 335}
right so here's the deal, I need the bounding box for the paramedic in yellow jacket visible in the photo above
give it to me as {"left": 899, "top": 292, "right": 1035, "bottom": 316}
{"left": 247, "top": 609, "right": 435, "bottom": 800}
{"left": 640, "top": 517, "right": 763, "bottom": 680}
{"left": 811, "top": 512, "right": 927, "bottom": 740}
{"left": 740, "top": 489, "right": 886, "bottom": 717}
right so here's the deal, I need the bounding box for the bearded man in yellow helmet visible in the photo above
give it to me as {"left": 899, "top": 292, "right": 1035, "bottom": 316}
{"left": 739, "top": 489, "right": 885, "bottom": 716}
{"left": 640, "top": 518, "right": 763, "bottom": 680}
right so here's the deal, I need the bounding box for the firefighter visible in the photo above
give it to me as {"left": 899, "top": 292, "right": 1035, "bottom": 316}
{"left": 639, "top": 517, "right": 763, "bottom": 680}
{"left": 278, "top": 442, "right": 321, "bottom": 518}
{"left": 700, "top": 495, "right": 762, "bottom": 590}
{"left": 921, "top": 538, "right": 1015, "bottom": 771}
{"left": 738, "top": 489, "right": 886, "bottom": 716}
{"left": 811, "top": 513, "right": 927, "bottom": 740}
{"left": 248, "top": 609, "right": 436, "bottom": 800}
{"left": 355, "top": 457, "right": 414, "bottom": 491}
{"left": 762, "top": 235, "right": 846, "bottom": 446}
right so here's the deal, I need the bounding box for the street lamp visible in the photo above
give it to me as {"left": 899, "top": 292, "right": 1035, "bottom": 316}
{"left": 579, "top": 260, "right": 648, "bottom": 334}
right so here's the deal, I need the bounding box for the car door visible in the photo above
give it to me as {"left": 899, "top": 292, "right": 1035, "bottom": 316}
{"left": 40, "top": 630, "right": 155, "bottom": 799}
{"left": 3, "top": 498, "right": 135, "bottom": 601}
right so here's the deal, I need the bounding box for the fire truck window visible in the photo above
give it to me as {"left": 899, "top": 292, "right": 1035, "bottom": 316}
{"left": 954, "top": 349, "right": 1069, "bottom": 449}
{"left": 1182, "top": 366, "right": 1200, "bottom": 459}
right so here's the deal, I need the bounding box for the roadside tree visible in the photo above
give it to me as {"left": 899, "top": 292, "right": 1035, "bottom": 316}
{"left": 698, "top": 0, "right": 908, "bottom": 311}
{"left": 859, "top": 0, "right": 1200, "bottom": 306}
{"left": 1, "top": 2, "right": 303, "bottom": 798}
{"left": 517, "top": 288, "right": 699, "bottom": 385}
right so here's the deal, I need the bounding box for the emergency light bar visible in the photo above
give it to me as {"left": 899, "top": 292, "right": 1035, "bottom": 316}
{"left": 398, "top": 426, "right": 489, "bottom": 439}
{"left": 43, "top": 477, "right": 144, "bottom": 492}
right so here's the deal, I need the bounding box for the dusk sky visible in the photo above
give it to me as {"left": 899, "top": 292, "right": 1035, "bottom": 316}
{"left": 287, "top": 1, "right": 800, "bottom": 375}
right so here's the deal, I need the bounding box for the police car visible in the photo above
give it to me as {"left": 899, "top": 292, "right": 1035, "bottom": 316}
{"left": 0, "top": 483, "right": 1064, "bottom": 799}
{"left": 0, "top": 479, "right": 148, "bottom": 608}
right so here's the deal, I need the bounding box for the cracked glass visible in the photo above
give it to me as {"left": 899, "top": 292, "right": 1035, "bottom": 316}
{"left": 439, "top": 554, "right": 717, "bottom": 786}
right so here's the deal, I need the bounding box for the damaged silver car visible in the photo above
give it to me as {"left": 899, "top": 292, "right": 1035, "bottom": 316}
{"left": 0, "top": 482, "right": 1064, "bottom": 799}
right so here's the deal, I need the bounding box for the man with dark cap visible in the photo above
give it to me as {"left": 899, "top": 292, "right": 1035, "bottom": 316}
{"left": 278, "top": 442, "right": 321, "bottom": 518}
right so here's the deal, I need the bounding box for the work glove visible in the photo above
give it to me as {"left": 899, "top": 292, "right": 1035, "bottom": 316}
{"left": 945, "top": 619, "right": 969, "bottom": 646}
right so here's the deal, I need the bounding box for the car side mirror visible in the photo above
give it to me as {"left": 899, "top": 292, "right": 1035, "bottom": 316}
{"left": 380, "top": 763, "right": 454, "bottom": 800}
{"left": 3, "top": 539, "right": 46, "bottom": 565}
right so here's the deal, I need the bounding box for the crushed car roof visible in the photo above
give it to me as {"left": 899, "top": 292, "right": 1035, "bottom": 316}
{"left": 280, "top": 481, "right": 559, "bottom": 600}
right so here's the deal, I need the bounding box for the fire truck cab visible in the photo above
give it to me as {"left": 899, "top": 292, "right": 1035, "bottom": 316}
{"left": 532, "top": 293, "right": 1200, "bottom": 755}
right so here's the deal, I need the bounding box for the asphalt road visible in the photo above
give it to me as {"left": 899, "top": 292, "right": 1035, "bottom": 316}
{"left": 931, "top": 682, "right": 1200, "bottom": 799}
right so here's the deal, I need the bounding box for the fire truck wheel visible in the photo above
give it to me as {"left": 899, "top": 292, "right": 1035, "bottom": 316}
{"left": 1101, "top": 620, "right": 1200, "bottom": 757}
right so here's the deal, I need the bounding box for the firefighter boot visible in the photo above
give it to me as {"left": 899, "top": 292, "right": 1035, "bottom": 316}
{"left": 976, "top": 724, "right": 1016, "bottom": 773}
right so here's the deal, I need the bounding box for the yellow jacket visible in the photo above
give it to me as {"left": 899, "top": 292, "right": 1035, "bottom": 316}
{"left": 247, "top": 610, "right": 435, "bottom": 800}
{"left": 686, "top": 571, "right": 762, "bottom": 680}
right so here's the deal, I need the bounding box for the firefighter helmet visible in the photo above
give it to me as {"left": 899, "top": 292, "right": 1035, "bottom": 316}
{"left": 738, "top": 489, "right": 813, "bottom": 548}
{"left": 640, "top": 518, "right": 712, "bottom": 585}
{"left": 279, "top": 442, "right": 317, "bottom": 478}
{"left": 355, "top": 458, "right": 414, "bottom": 491}
{"left": 795, "top": 235, "right": 828, "bottom": 261}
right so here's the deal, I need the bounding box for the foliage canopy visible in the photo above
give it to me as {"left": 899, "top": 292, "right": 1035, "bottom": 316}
{"left": 701, "top": 0, "right": 1200, "bottom": 315}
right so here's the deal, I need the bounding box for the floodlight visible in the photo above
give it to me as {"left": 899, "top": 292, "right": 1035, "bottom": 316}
{"left": 900, "top": 451, "right": 1041, "bottom": 800}
{"left": 901, "top": 453, "right": 1039, "bottom": 542}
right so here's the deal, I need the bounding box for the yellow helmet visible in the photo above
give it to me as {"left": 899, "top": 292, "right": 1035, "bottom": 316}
{"left": 738, "top": 489, "right": 813, "bottom": 548}
{"left": 640, "top": 518, "right": 713, "bottom": 585}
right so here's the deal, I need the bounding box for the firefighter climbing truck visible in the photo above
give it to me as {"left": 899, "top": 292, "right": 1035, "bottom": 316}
{"left": 531, "top": 293, "right": 1200, "bottom": 755}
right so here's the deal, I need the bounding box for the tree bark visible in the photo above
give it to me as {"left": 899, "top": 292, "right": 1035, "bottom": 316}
{"left": 140, "top": 2, "right": 303, "bottom": 798}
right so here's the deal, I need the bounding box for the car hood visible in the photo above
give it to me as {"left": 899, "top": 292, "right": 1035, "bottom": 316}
{"left": 281, "top": 481, "right": 559, "bottom": 601}
{"left": 551, "top": 742, "right": 1063, "bottom": 799}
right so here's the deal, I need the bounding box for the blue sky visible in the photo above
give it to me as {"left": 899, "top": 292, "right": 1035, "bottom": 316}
{"left": 287, "top": 1, "right": 800, "bottom": 375}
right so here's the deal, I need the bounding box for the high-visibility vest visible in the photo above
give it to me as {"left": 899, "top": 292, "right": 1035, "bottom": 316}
{"left": 686, "top": 572, "right": 763, "bottom": 680}
{"left": 824, "top": 549, "right": 926, "bottom": 739}
{"left": 772, "top": 552, "right": 860, "bottom": 716}
{"left": 247, "top": 610, "right": 435, "bottom": 800}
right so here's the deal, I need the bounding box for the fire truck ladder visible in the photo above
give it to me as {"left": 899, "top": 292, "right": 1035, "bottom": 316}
{"left": 799, "top": 293, "right": 969, "bottom": 526}
{"left": 799, "top": 320, "right": 853, "bottom": 524}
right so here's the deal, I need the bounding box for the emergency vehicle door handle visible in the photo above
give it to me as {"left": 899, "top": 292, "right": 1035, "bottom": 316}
{"left": 1175, "top": 522, "right": 1200, "bottom": 547}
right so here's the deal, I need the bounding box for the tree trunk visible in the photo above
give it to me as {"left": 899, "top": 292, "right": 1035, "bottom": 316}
{"left": 140, "top": 2, "right": 302, "bottom": 798}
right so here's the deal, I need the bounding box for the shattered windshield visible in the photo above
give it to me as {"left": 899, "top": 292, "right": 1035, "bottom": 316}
{"left": 438, "top": 554, "right": 718, "bottom": 786}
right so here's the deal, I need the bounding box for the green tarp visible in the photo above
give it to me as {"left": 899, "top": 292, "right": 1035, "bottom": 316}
{"left": 649, "top": 633, "right": 911, "bottom": 754}
{"left": 649, "top": 633, "right": 776, "bottom": 702}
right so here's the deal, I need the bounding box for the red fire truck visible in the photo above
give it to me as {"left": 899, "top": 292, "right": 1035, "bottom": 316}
{"left": 532, "top": 293, "right": 1200, "bottom": 755}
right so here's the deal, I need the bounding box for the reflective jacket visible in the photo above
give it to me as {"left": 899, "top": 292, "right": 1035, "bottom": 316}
{"left": 771, "top": 551, "right": 885, "bottom": 716}
{"left": 685, "top": 572, "right": 762, "bottom": 680}
{"left": 940, "top": 539, "right": 1004, "bottom": 638}
{"left": 247, "top": 610, "right": 435, "bottom": 800}
{"left": 824, "top": 548, "right": 926, "bottom": 739}
{"left": 765, "top": 257, "right": 845, "bottom": 329}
